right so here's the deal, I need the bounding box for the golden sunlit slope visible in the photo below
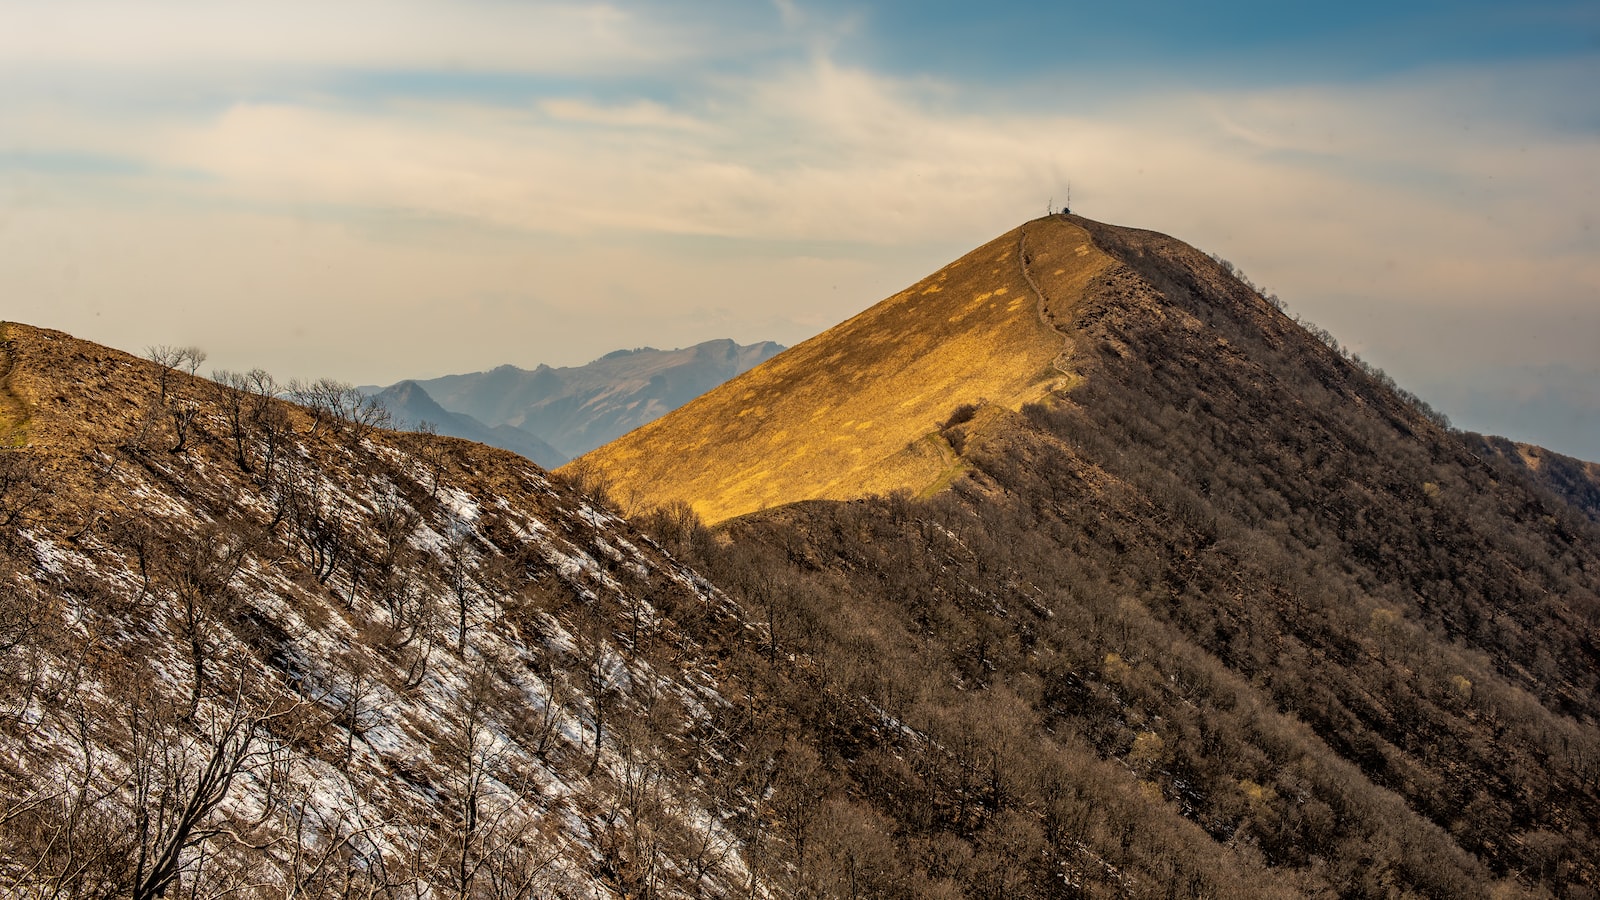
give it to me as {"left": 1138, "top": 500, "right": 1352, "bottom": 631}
{"left": 570, "top": 216, "right": 1113, "bottom": 522}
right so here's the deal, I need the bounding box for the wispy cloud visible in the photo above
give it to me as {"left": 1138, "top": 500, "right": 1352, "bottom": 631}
{"left": 0, "top": 1, "right": 683, "bottom": 73}
{"left": 0, "top": 1, "right": 1595, "bottom": 456}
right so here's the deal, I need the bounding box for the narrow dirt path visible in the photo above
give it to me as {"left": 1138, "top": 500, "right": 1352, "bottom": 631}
{"left": 1017, "top": 224, "right": 1077, "bottom": 379}
{"left": 0, "top": 323, "right": 29, "bottom": 447}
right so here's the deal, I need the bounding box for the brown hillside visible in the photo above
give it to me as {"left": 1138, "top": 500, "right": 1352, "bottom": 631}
{"left": 0, "top": 320, "right": 779, "bottom": 897}
{"left": 569, "top": 216, "right": 1111, "bottom": 522}
{"left": 631, "top": 214, "right": 1600, "bottom": 896}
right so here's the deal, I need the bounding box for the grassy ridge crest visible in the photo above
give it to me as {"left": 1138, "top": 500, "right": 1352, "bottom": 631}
{"left": 571, "top": 217, "right": 1111, "bottom": 522}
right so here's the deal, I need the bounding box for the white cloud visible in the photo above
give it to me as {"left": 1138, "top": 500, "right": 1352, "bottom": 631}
{"left": 0, "top": 1, "right": 679, "bottom": 73}
{"left": 540, "top": 99, "right": 707, "bottom": 131}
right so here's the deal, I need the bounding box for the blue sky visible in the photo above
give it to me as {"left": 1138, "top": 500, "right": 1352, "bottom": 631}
{"left": 2, "top": 1, "right": 1597, "bottom": 458}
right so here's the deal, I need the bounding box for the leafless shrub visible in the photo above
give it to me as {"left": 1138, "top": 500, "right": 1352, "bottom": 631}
{"left": 287, "top": 378, "right": 391, "bottom": 442}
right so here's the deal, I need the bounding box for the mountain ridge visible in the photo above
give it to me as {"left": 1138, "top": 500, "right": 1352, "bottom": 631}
{"left": 378, "top": 338, "right": 784, "bottom": 460}
{"left": 375, "top": 378, "right": 568, "bottom": 468}
{"left": 571, "top": 216, "right": 1109, "bottom": 522}
{"left": 577, "top": 213, "right": 1600, "bottom": 893}
{"left": 1465, "top": 432, "right": 1600, "bottom": 525}
{"left": 4, "top": 208, "right": 1599, "bottom": 898}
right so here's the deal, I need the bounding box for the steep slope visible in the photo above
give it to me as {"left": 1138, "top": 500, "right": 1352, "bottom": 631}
{"left": 376, "top": 378, "right": 568, "bottom": 468}
{"left": 0, "top": 320, "right": 1336, "bottom": 899}
{"left": 573, "top": 218, "right": 1108, "bottom": 522}
{"left": 609, "top": 215, "right": 1600, "bottom": 897}
{"left": 8, "top": 202, "right": 1600, "bottom": 899}
{"left": 0, "top": 323, "right": 766, "bottom": 897}
{"left": 398, "top": 338, "right": 784, "bottom": 459}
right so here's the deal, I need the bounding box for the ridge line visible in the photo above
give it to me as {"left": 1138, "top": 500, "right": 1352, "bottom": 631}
{"left": 1017, "top": 226, "right": 1076, "bottom": 382}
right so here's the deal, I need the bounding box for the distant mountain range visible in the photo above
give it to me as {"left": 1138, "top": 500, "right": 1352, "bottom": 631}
{"left": 373, "top": 380, "right": 568, "bottom": 468}
{"left": 365, "top": 338, "right": 783, "bottom": 464}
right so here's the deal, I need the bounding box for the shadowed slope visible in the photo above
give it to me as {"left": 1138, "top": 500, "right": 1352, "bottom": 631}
{"left": 1465, "top": 432, "right": 1600, "bottom": 524}
{"left": 572, "top": 216, "right": 1111, "bottom": 522}
{"left": 627, "top": 215, "right": 1600, "bottom": 896}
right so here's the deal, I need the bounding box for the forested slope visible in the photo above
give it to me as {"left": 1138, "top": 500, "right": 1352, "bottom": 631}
{"left": 621, "top": 216, "right": 1600, "bottom": 897}
{"left": 0, "top": 323, "right": 771, "bottom": 897}
{"left": 1464, "top": 432, "right": 1600, "bottom": 526}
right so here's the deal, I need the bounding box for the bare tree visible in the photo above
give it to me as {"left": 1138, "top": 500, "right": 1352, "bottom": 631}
{"left": 434, "top": 660, "right": 531, "bottom": 899}
{"left": 515, "top": 676, "right": 567, "bottom": 761}
{"left": 374, "top": 567, "right": 434, "bottom": 656}
{"left": 440, "top": 521, "right": 485, "bottom": 654}
{"left": 146, "top": 345, "right": 207, "bottom": 403}
{"left": 209, "top": 368, "right": 279, "bottom": 474}
{"left": 0, "top": 449, "right": 49, "bottom": 533}
{"left": 329, "top": 647, "right": 378, "bottom": 770}
{"left": 265, "top": 772, "right": 390, "bottom": 900}
{"left": 598, "top": 684, "right": 688, "bottom": 900}
{"left": 126, "top": 676, "right": 291, "bottom": 900}
{"left": 167, "top": 399, "right": 201, "bottom": 455}
{"left": 283, "top": 475, "right": 348, "bottom": 585}
{"left": 288, "top": 378, "right": 390, "bottom": 442}
{"left": 371, "top": 489, "right": 422, "bottom": 574}
{"left": 0, "top": 583, "right": 58, "bottom": 732}
{"left": 2, "top": 699, "right": 133, "bottom": 895}
{"left": 431, "top": 661, "right": 563, "bottom": 900}
{"left": 407, "top": 421, "right": 447, "bottom": 499}
{"left": 154, "top": 520, "right": 255, "bottom": 720}
{"left": 578, "top": 613, "right": 622, "bottom": 778}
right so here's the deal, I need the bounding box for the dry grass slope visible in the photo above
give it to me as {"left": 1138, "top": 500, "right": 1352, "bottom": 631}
{"left": 0, "top": 321, "right": 775, "bottom": 897}
{"left": 571, "top": 216, "right": 1112, "bottom": 522}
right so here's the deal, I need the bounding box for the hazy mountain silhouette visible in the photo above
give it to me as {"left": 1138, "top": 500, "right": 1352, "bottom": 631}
{"left": 381, "top": 338, "right": 783, "bottom": 460}
{"left": 375, "top": 378, "right": 567, "bottom": 468}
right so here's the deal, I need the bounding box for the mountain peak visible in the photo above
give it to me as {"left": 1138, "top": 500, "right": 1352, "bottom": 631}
{"left": 572, "top": 213, "right": 1464, "bottom": 524}
{"left": 376, "top": 377, "right": 567, "bottom": 468}
{"left": 573, "top": 216, "right": 1124, "bottom": 522}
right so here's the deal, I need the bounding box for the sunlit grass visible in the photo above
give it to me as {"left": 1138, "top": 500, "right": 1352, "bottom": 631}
{"left": 572, "top": 217, "right": 1114, "bottom": 523}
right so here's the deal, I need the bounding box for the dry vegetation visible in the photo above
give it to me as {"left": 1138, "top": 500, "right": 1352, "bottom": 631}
{"left": 3, "top": 210, "right": 1598, "bottom": 899}
{"left": 606, "top": 215, "right": 1600, "bottom": 897}
{"left": 569, "top": 218, "right": 1109, "bottom": 523}
{"left": 0, "top": 325, "right": 778, "bottom": 897}
{"left": 1464, "top": 433, "right": 1600, "bottom": 525}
